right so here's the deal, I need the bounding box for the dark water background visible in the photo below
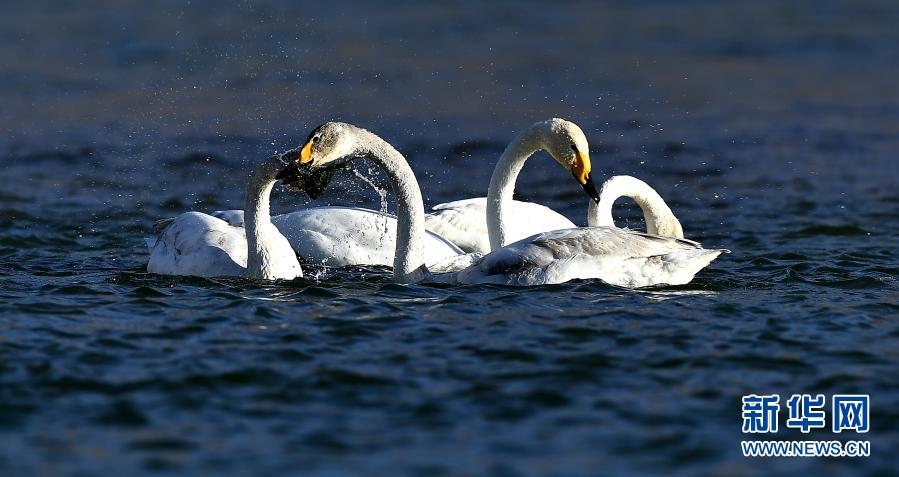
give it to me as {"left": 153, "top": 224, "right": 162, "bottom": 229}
{"left": 1, "top": 1, "right": 897, "bottom": 475}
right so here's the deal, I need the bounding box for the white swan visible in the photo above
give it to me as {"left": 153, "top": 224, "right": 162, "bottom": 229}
{"left": 590, "top": 175, "right": 685, "bottom": 238}
{"left": 427, "top": 174, "right": 686, "bottom": 254}
{"left": 294, "top": 121, "right": 727, "bottom": 287}
{"left": 205, "top": 206, "right": 463, "bottom": 268}
{"left": 210, "top": 175, "right": 683, "bottom": 256}
{"left": 201, "top": 118, "right": 591, "bottom": 263}
{"left": 146, "top": 153, "right": 303, "bottom": 280}
{"left": 424, "top": 120, "right": 600, "bottom": 254}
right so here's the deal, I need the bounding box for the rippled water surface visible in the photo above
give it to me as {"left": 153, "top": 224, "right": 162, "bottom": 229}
{"left": 1, "top": 1, "right": 897, "bottom": 476}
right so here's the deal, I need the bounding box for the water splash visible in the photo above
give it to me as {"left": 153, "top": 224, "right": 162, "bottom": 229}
{"left": 351, "top": 166, "right": 390, "bottom": 246}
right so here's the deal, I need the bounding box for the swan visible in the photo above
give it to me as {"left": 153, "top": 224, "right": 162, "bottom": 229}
{"left": 146, "top": 152, "right": 303, "bottom": 280}
{"left": 426, "top": 174, "right": 686, "bottom": 254}
{"left": 421, "top": 175, "right": 684, "bottom": 256}
{"left": 206, "top": 206, "right": 463, "bottom": 268}
{"left": 292, "top": 120, "right": 727, "bottom": 287}
{"left": 201, "top": 118, "right": 592, "bottom": 263}
{"left": 423, "top": 120, "right": 601, "bottom": 254}
{"left": 590, "top": 175, "right": 685, "bottom": 238}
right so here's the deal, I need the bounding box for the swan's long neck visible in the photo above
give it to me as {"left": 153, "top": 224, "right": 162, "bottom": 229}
{"left": 486, "top": 126, "right": 542, "bottom": 250}
{"left": 588, "top": 175, "right": 685, "bottom": 239}
{"left": 244, "top": 154, "right": 302, "bottom": 279}
{"left": 352, "top": 128, "right": 426, "bottom": 282}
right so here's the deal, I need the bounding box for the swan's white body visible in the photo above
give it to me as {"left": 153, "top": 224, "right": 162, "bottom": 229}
{"left": 147, "top": 212, "right": 248, "bottom": 277}
{"left": 424, "top": 198, "right": 574, "bottom": 254}
{"left": 209, "top": 207, "right": 463, "bottom": 267}
{"left": 455, "top": 227, "right": 722, "bottom": 287}
{"left": 300, "top": 120, "right": 726, "bottom": 288}
{"left": 146, "top": 155, "right": 303, "bottom": 280}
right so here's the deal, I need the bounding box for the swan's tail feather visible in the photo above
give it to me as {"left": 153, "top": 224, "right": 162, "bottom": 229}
{"left": 146, "top": 217, "right": 177, "bottom": 251}
{"left": 667, "top": 248, "right": 726, "bottom": 277}
{"left": 153, "top": 217, "right": 176, "bottom": 233}
{"left": 625, "top": 247, "right": 726, "bottom": 287}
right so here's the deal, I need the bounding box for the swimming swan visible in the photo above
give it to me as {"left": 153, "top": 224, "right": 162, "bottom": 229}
{"left": 146, "top": 153, "right": 303, "bottom": 280}
{"left": 590, "top": 175, "right": 685, "bottom": 238}
{"left": 204, "top": 118, "right": 592, "bottom": 263}
{"left": 209, "top": 174, "right": 684, "bottom": 258}
{"left": 424, "top": 120, "right": 601, "bottom": 254}
{"left": 206, "top": 206, "right": 463, "bottom": 268}
{"left": 293, "top": 121, "right": 727, "bottom": 287}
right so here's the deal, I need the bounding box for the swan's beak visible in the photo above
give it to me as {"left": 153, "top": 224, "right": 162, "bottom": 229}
{"left": 571, "top": 150, "right": 599, "bottom": 202}
{"left": 580, "top": 172, "right": 600, "bottom": 203}
{"left": 299, "top": 139, "right": 314, "bottom": 165}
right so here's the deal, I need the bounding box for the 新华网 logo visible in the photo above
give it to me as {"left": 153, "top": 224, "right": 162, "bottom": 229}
{"left": 740, "top": 394, "right": 870, "bottom": 458}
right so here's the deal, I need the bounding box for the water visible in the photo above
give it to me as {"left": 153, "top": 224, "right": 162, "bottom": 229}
{"left": 1, "top": 1, "right": 897, "bottom": 475}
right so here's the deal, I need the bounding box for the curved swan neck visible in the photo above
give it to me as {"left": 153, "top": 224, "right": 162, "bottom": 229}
{"left": 244, "top": 154, "right": 302, "bottom": 279}
{"left": 350, "top": 127, "right": 426, "bottom": 282}
{"left": 486, "top": 124, "right": 543, "bottom": 250}
{"left": 587, "top": 196, "right": 615, "bottom": 228}
{"left": 588, "top": 175, "right": 684, "bottom": 239}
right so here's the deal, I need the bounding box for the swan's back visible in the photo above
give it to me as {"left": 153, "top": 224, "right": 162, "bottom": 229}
{"left": 425, "top": 197, "right": 575, "bottom": 254}
{"left": 147, "top": 212, "right": 247, "bottom": 277}
{"left": 455, "top": 226, "right": 726, "bottom": 288}
{"left": 273, "top": 206, "right": 463, "bottom": 267}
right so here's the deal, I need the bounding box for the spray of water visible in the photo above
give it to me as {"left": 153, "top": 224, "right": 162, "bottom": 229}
{"left": 350, "top": 166, "right": 390, "bottom": 247}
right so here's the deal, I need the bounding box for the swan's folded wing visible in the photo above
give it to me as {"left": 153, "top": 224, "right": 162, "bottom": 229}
{"left": 426, "top": 198, "right": 491, "bottom": 253}
{"left": 427, "top": 252, "right": 483, "bottom": 275}
{"left": 526, "top": 227, "right": 703, "bottom": 257}
{"left": 457, "top": 226, "right": 725, "bottom": 287}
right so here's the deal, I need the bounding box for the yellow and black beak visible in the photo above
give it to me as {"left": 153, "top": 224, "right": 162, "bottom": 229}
{"left": 580, "top": 172, "right": 599, "bottom": 203}
{"left": 571, "top": 150, "right": 599, "bottom": 202}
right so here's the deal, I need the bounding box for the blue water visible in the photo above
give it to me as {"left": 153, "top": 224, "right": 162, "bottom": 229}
{"left": 1, "top": 1, "right": 897, "bottom": 476}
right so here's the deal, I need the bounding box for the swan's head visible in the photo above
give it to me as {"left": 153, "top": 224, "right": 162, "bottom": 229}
{"left": 295, "top": 122, "right": 359, "bottom": 168}
{"left": 536, "top": 118, "right": 599, "bottom": 202}
{"left": 275, "top": 123, "right": 359, "bottom": 198}
{"left": 276, "top": 122, "right": 359, "bottom": 198}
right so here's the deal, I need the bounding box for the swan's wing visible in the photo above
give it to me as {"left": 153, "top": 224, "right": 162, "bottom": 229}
{"left": 425, "top": 197, "right": 576, "bottom": 254}
{"left": 456, "top": 226, "right": 726, "bottom": 288}
{"left": 426, "top": 252, "right": 483, "bottom": 275}
{"left": 272, "top": 206, "right": 462, "bottom": 267}
{"left": 146, "top": 212, "right": 247, "bottom": 277}
{"left": 210, "top": 210, "right": 246, "bottom": 228}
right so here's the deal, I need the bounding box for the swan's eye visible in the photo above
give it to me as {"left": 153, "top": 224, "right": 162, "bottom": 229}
{"left": 570, "top": 144, "right": 577, "bottom": 152}
{"left": 312, "top": 136, "right": 320, "bottom": 143}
